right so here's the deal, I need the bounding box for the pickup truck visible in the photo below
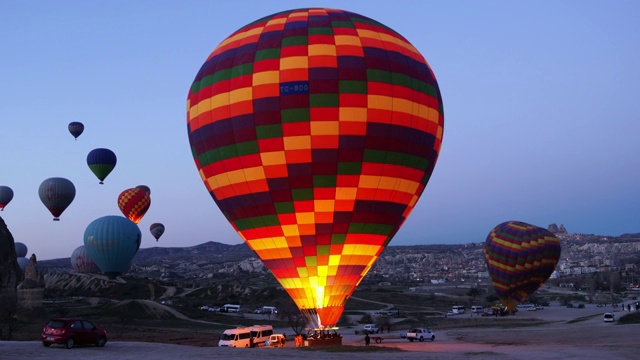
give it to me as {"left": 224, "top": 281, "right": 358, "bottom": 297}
{"left": 405, "top": 328, "right": 435, "bottom": 342}
{"left": 361, "top": 324, "right": 380, "bottom": 334}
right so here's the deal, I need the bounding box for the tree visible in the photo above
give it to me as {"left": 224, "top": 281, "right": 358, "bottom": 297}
{"left": 467, "top": 287, "right": 482, "bottom": 301}
{"left": 277, "top": 303, "right": 306, "bottom": 335}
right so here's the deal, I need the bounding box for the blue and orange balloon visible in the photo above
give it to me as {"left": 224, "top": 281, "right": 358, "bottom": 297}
{"left": 484, "top": 221, "right": 561, "bottom": 313}
{"left": 187, "top": 8, "right": 444, "bottom": 328}
{"left": 87, "top": 148, "right": 117, "bottom": 184}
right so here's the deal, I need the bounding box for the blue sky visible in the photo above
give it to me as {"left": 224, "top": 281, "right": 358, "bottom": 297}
{"left": 1, "top": 1, "right": 638, "bottom": 260}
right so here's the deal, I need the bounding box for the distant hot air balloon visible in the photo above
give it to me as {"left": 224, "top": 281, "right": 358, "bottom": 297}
{"left": 83, "top": 215, "right": 141, "bottom": 279}
{"left": 135, "top": 185, "right": 151, "bottom": 195}
{"left": 17, "top": 257, "right": 29, "bottom": 274}
{"left": 70, "top": 245, "right": 100, "bottom": 273}
{"left": 0, "top": 186, "right": 14, "bottom": 211}
{"left": 484, "top": 221, "right": 561, "bottom": 313}
{"left": 186, "top": 8, "right": 444, "bottom": 329}
{"left": 149, "top": 223, "right": 165, "bottom": 242}
{"left": 14, "top": 242, "right": 28, "bottom": 258}
{"left": 87, "top": 148, "right": 117, "bottom": 184}
{"left": 38, "top": 177, "right": 76, "bottom": 221}
{"left": 117, "top": 188, "right": 151, "bottom": 224}
{"left": 68, "top": 121, "right": 84, "bottom": 140}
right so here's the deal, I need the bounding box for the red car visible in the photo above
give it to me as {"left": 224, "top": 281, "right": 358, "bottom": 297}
{"left": 41, "top": 318, "right": 108, "bottom": 349}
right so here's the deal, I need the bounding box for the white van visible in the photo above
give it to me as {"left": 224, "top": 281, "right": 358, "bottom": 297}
{"left": 249, "top": 325, "right": 274, "bottom": 347}
{"left": 218, "top": 327, "right": 252, "bottom": 347}
{"left": 221, "top": 304, "right": 241, "bottom": 313}
{"left": 452, "top": 305, "right": 466, "bottom": 314}
{"left": 471, "top": 306, "right": 484, "bottom": 313}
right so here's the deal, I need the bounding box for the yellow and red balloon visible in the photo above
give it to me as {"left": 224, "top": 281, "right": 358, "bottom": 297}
{"left": 117, "top": 187, "right": 151, "bottom": 224}
{"left": 187, "top": 8, "right": 444, "bottom": 328}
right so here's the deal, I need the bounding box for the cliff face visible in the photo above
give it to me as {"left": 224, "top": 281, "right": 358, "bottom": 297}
{"left": 0, "top": 217, "right": 23, "bottom": 339}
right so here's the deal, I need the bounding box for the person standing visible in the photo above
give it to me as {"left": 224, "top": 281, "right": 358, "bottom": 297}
{"left": 365, "top": 333, "right": 370, "bottom": 346}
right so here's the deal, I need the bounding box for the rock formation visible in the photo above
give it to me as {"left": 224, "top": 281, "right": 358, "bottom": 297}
{"left": 17, "top": 254, "right": 47, "bottom": 320}
{"left": 0, "top": 217, "right": 23, "bottom": 339}
{"left": 548, "top": 223, "right": 560, "bottom": 233}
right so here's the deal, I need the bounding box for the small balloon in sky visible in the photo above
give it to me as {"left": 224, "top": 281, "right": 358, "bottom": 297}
{"left": 149, "top": 223, "right": 165, "bottom": 242}
{"left": 68, "top": 121, "right": 84, "bottom": 140}
{"left": 0, "top": 186, "right": 14, "bottom": 211}
{"left": 38, "top": 177, "right": 76, "bottom": 221}
{"left": 87, "top": 148, "right": 117, "bottom": 184}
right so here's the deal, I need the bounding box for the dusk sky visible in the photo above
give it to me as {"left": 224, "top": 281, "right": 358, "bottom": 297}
{"left": 1, "top": 1, "right": 638, "bottom": 260}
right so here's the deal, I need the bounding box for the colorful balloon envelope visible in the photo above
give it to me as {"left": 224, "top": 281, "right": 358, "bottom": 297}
{"left": 38, "top": 177, "right": 76, "bottom": 221}
{"left": 87, "top": 148, "right": 117, "bottom": 184}
{"left": 484, "top": 221, "right": 561, "bottom": 313}
{"left": 118, "top": 187, "right": 151, "bottom": 224}
{"left": 14, "top": 242, "right": 28, "bottom": 258}
{"left": 150, "top": 223, "right": 165, "bottom": 241}
{"left": 0, "top": 185, "right": 14, "bottom": 211}
{"left": 70, "top": 245, "right": 100, "bottom": 273}
{"left": 68, "top": 121, "right": 84, "bottom": 140}
{"left": 83, "top": 215, "right": 141, "bottom": 279}
{"left": 187, "top": 8, "right": 444, "bottom": 329}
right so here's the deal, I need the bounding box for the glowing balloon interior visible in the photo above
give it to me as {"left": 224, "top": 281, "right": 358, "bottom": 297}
{"left": 484, "top": 221, "right": 561, "bottom": 313}
{"left": 117, "top": 188, "right": 151, "bottom": 224}
{"left": 187, "top": 8, "right": 444, "bottom": 329}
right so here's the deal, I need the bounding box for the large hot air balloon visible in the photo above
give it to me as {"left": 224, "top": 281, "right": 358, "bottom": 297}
{"left": 149, "top": 223, "right": 165, "bottom": 242}
{"left": 70, "top": 245, "right": 100, "bottom": 273}
{"left": 68, "top": 121, "right": 84, "bottom": 140}
{"left": 484, "top": 221, "right": 561, "bottom": 313}
{"left": 87, "top": 148, "right": 117, "bottom": 184}
{"left": 38, "top": 177, "right": 76, "bottom": 221}
{"left": 83, "top": 215, "right": 141, "bottom": 279}
{"left": 117, "top": 188, "right": 151, "bottom": 224}
{"left": 0, "top": 186, "right": 13, "bottom": 211}
{"left": 186, "top": 8, "right": 444, "bottom": 329}
{"left": 14, "top": 242, "right": 28, "bottom": 258}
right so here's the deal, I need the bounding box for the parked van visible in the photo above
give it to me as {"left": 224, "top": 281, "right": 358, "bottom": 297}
{"left": 218, "top": 327, "right": 252, "bottom": 347}
{"left": 221, "top": 304, "right": 241, "bottom": 313}
{"left": 471, "top": 306, "right": 484, "bottom": 313}
{"left": 451, "top": 305, "right": 466, "bottom": 314}
{"left": 249, "top": 325, "right": 274, "bottom": 347}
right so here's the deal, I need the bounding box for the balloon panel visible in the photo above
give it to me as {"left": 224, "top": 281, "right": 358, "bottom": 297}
{"left": 70, "top": 245, "right": 100, "bottom": 273}
{"left": 187, "top": 8, "right": 444, "bottom": 328}
{"left": 0, "top": 186, "right": 14, "bottom": 210}
{"left": 484, "top": 221, "right": 561, "bottom": 311}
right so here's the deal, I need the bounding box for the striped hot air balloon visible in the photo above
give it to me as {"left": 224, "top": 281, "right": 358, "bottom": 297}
{"left": 117, "top": 187, "right": 151, "bottom": 224}
{"left": 187, "top": 8, "right": 444, "bottom": 329}
{"left": 150, "top": 223, "right": 165, "bottom": 241}
{"left": 484, "top": 221, "right": 561, "bottom": 313}
{"left": 68, "top": 121, "right": 84, "bottom": 140}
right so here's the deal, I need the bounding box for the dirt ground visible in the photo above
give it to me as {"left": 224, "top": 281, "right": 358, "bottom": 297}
{"left": 2, "top": 303, "right": 640, "bottom": 359}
